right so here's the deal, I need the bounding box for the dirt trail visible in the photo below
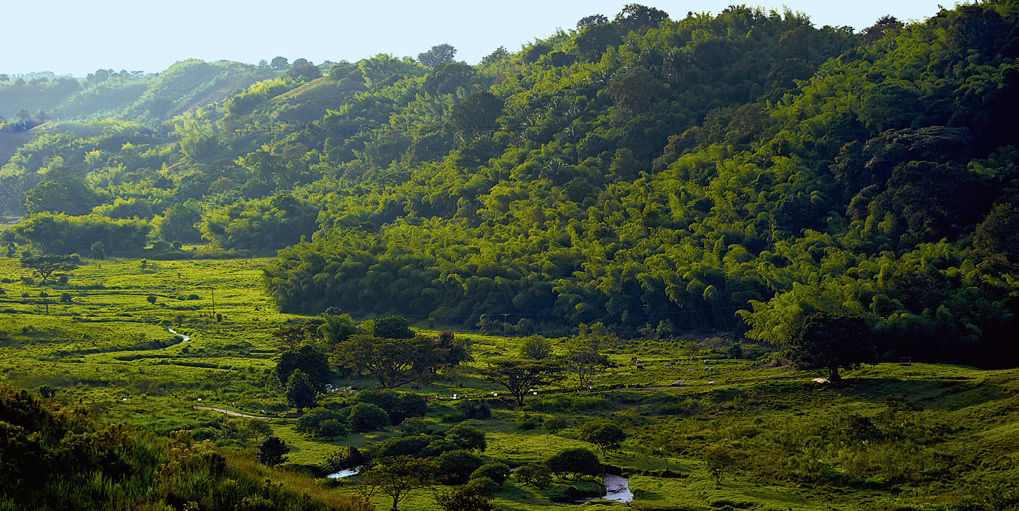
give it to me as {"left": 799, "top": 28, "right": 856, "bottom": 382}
{"left": 194, "top": 406, "right": 269, "bottom": 419}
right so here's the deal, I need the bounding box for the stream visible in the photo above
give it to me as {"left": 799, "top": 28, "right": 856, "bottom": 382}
{"left": 164, "top": 328, "right": 190, "bottom": 349}
{"left": 327, "top": 467, "right": 361, "bottom": 479}
{"left": 558, "top": 474, "right": 634, "bottom": 505}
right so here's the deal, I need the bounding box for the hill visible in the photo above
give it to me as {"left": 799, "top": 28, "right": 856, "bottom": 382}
{"left": 0, "top": 2, "right": 1017, "bottom": 369}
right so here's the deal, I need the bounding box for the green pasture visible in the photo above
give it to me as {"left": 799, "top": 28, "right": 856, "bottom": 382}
{"left": 1, "top": 256, "right": 1017, "bottom": 510}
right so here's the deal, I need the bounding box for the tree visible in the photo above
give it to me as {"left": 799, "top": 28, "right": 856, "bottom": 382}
{"left": 22, "top": 166, "right": 97, "bottom": 216}
{"left": 519, "top": 335, "right": 552, "bottom": 360}
{"left": 19, "top": 254, "right": 79, "bottom": 284}
{"left": 434, "top": 449, "right": 484, "bottom": 484}
{"left": 785, "top": 313, "right": 875, "bottom": 382}
{"left": 579, "top": 422, "right": 626, "bottom": 455}
{"left": 256, "top": 436, "right": 289, "bottom": 466}
{"left": 577, "top": 14, "right": 609, "bottom": 29}
{"left": 364, "top": 455, "right": 435, "bottom": 511}
{"left": 614, "top": 4, "right": 669, "bottom": 33}
{"left": 346, "top": 403, "right": 390, "bottom": 432}
{"left": 374, "top": 316, "right": 414, "bottom": 339}
{"left": 417, "top": 44, "right": 457, "bottom": 67}
{"left": 274, "top": 345, "right": 331, "bottom": 390}
{"left": 563, "top": 347, "right": 610, "bottom": 389}
{"left": 89, "top": 241, "right": 106, "bottom": 259}
{"left": 285, "top": 369, "right": 317, "bottom": 409}
{"left": 483, "top": 359, "right": 559, "bottom": 407}
{"left": 334, "top": 335, "right": 440, "bottom": 388}
{"left": 444, "top": 423, "right": 486, "bottom": 452}
{"left": 546, "top": 447, "right": 600, "bottom": 477}
{"left": 270, "top": 56, "right": 289, "bottom": 69}
{"left": 434, "top": 484, "right": 496, "bottom": 511}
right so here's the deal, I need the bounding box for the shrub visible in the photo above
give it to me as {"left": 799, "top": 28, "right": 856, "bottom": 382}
{"left": 465, "top": 476, "right": 500, "bottom": 496}
{"left": 256, "top": 436, "right": 289, "bottom": 466}
{"left": 514, "top": 463, "right": 552, "bottom": 488}
{"left": 454, "top": 399, "right": 491, "bottom": 420}
{"left": 398, "top": 417, "right": 431, "bottom": 436}
{"left": 542, "top": 416, "right": 570, "bottom": 434}
{"left": 444, "top": 423, "right": 487, "bottom": 452}
{"left": 434, "top": 450, "right": 484, "bottom": 484}
{"left": 518, "top": 415, "right": 540, "bottom": 430}
{"left": 367, "top": 435, "right": 431, "bottom": 459}
{"left": 434, "top": 484, "right": 496, "bottom": 511}
{"left": 323, "top": 446, "right": 365, "bottom": 472}
{"left": 520, "top": 335, "right": 552, "bottom": 359}
{"left": 546, "top": 447, "right": 600, "bottom": 477}
{"left": 345, "top": 403, "right": 390, "bottom": 432}
{"left": 296, "top": 407, "right": 345, "bottom": 434}
{"left": 579, "top": 421, "right": 626, "bottom": 452}
{"left": 317, "top": 419, "right": 347, "bottom": 438}
{"left": 354, "top": 389, "right": 427, "bottom": 424}
{"left": 471, "top": 462, "right": 511, "bottom": 485}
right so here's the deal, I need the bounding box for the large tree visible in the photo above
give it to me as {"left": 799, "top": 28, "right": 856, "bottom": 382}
{"left": 482, "top": 359, "right": 559, "bottom": 407}
{"left": 334, "top": 335, "right": 440, "bottom": 388}
{"left": 19, "top": 254, "right": 80, "bottom": 284}
{"left": 785, "top": 312, "right": 875, "bottom": 382}
{"left": 417, "top": 44, "right": 457, "bottom": 67}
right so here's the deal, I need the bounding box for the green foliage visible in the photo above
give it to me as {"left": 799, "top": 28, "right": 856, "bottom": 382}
{"left": 434, "top": 483, "right": 496, "bottom": 511}
{"left": 10, "top": 213, "right": 150, "bottom": 255}
{"left": 444, "top": 423, "right": 487, "bottom": 452}
{"left": 785, "top": 313, "right": 875, "bottom": 382}
{"left": 353, "top": 389, "right": 427, "bottom": 424}
{"left": 545, "top": 447, "right": 601, "bottom": 477}
{"left": 578, "top": 421, "right": 627, "bottom": 452}
{"left": 256, "top": 435, "right": 289, "bottom": 466}
{"left": 484, "top": 359, "right": 560, "bottom": 407}
{"left": 274, "top": 345, "right": 331, "bottom": 390}
{"left": 434, "top": 449, "right": 484, "bottom": 484}
{"left": 345, "top": 402, "right": 390, "bottom": 432}
{"left": 284, "top": 369, "right": 317, "bottom": 409}
{"left": 514, "top": 463, "right": 553, "bottom": 488}
{"left": 470, "top": 462, "right": 510, "bottom": 485}
{"left": 19, "top": 253, "right": 80, "bottom": 284}
{"left": 520, "top": 335, "right": 552, "bottom": 360}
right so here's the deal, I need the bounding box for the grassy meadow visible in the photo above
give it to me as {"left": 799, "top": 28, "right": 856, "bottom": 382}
{"left": 1, "top": 256, "right": 1017, "bottom": 510}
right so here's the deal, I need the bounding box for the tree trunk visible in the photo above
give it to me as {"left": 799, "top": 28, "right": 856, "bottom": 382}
{"left": 829, "top": 364, "right": 841, "bottom": 382}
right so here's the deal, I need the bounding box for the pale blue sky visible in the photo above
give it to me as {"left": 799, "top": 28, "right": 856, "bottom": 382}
{"left": 2, "top": 0, "right": 957, "bottom": 76}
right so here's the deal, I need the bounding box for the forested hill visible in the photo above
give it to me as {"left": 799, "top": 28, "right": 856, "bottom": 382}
{"left": 3, "top": 3, "right": 1019, "bottom": 366}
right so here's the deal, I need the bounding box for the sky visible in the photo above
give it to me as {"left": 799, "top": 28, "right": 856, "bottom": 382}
{"left": 2, "top": 0, "right": 958, "bottom": 77}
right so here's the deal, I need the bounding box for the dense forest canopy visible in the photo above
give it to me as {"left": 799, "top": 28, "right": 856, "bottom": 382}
{"left": 2, "top": 2, "right": 1018, "bottom": 366}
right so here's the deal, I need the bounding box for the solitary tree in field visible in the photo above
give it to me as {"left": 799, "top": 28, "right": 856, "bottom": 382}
{"left": 703, "top": 445, "right": 735, "bottom": 486}
{"left": 256, "top": 436, "right": 289, "bottom": 466}
{"left": 785, "top": 312, "right": 875, "bottom": 382}
{"left": 20, "top": 254, "right": 80, "bottom": 284}
{"left": 483, "top": 359, "right": 559, "bottom": 407}
{"left": 364, "top": 455, "right": 436, "bottom": 511}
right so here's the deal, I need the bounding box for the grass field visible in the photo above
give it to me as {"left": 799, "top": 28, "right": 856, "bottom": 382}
{"left": 2, "top": 256, "right": 1018, "bottom": 510}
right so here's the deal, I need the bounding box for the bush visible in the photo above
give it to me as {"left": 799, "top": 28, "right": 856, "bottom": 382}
{"left": 434, "top": 484, "right": 496, "bottom": 511}
{"left": 515, "top": 463, "right": 552, "bottom": 488}
{"left": 367, "top": 435, "right": 431, "bottom": 459}
{"left": 323, "top": 446, "right": 365, "bottom": 472}
{"left": 518, "top": 415, "right": 540, "bottom": 430}
{"left": 471, "top": 462, "right": 511, "bottom": 485}
{"left": 543, "top": 416, "right": 570, "bottom": 434}
{"left": 354, "top": 389, "right": 427, "bottom": 424}
{"left": 444, "top": 423, "right": 487, "bottom": 452}
{"left": 345, "top": 403, "right": 390, "bottom": 432}
{"left": 546, "top": 447, "right": 600, "bottom": 477}
{"left": 295, "top": 407, "right": 346, "bottom": 435}
{"left": 435, "top": 450, "right": 484, "bottom": 484}
{"left": 256, "top": 436, "right": 289, "bottom": 466}
{"left": 454, "top": 399, "right": 491, "bottom": 420}
{"left": 398, "top": 417, "right": 431, "bottom": 436}
{"left": 317, "top": 419, "right": 347, "bottom": 438}
{"left": 579, "top": 421, "right": 626, "bottom": 452}
{"left": 520, "top": 335, "right": 552, "bottom": 359}
{"left": 465, "top": 476, "right": 500, "bottom": 496}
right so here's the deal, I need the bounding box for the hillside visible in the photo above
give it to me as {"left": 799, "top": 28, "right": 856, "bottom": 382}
{"left": 1, "top": 4, "right": 1018, "bottom": 361}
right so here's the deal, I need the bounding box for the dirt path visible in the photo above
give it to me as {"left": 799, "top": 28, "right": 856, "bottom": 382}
{"left": 194, "top": 406, "right": 269, "bottom": 419}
